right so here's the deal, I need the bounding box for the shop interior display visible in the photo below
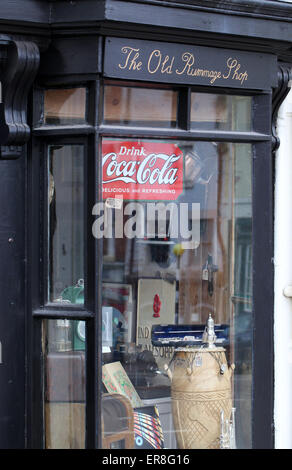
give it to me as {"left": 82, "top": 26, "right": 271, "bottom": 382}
{"left": 45, "top": 97, "right": 253, "bottom": 448}
{"left": 165, "top": 315, "right": 235, "bottom": 449}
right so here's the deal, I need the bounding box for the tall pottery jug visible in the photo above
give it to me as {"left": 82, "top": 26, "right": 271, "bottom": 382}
{"left": 168, "top": 346, "right": 234, "bottom": 449}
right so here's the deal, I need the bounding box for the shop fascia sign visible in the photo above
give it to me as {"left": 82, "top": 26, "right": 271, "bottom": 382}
{"left": 104, "top": 37, "right": 277, "bottom": 90}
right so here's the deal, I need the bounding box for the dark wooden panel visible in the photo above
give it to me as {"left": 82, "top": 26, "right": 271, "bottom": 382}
{"left": 252, "top": 141, "right": 274, "bottom": 449}
{"left": 39, "top": 36, "right": 101, "bottom": 77}
{"left": 51, "top": 0, "right": 105, "bottom": 23}
{"left": 0, "top": 157, "right": 25, "bottom": 448}
{"left": 0, "top": 0, "right": 49, "bottom": 24}
{"left": 104, "top": 0, "right": 292, "bottom": 45}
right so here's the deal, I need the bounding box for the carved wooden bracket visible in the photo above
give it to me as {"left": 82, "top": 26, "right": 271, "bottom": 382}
{"left": 0, "top": 38, "right": 40, "bottom": 159}
{"left": 272, "top": 64, "right": 292, "bottom": 154}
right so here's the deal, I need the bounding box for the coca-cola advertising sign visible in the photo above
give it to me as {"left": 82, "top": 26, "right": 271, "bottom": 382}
{"left": 102, "top": 140, "right": 183, "bottom": 201}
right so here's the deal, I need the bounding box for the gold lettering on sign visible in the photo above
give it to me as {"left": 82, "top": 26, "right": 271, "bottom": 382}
{"left": 147, "top": 49, "right": 162, "bottom": 74}
{"left": 161, "top": 55, "right": 174, "bottom": 74}
{"left": 223, "top": 57, "right": 248, "bottom": 85}
{"left": 147, "top": 49, "right": 175, "bottom": 75}
{"left": 193, "top": 69, "right": 222, "bottom": 84}
{"left": 118, "top": 46, "right": 143, "bottom": 71}
{"left": 176, "top": 52, "right": 196, "bottom": 76}
{"left": 117, "top": 45, "right": 249, "bottom": 86}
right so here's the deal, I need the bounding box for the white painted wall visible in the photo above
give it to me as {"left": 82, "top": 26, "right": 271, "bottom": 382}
{"left": 274, "top": 85, "right": 292, "bottom": 448}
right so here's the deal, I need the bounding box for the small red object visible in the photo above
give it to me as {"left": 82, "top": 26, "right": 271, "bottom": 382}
{"left": 153, "top": 294, "right": 161, "bottom": 318}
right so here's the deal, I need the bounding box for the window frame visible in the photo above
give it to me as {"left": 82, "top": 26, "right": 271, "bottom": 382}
{"left": 28, "top": 75, "right": 274, "bottom": 449}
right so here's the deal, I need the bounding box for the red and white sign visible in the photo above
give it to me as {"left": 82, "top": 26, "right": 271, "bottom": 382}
{"left": 102, "top": 140, "right": 184, "bottom": 201}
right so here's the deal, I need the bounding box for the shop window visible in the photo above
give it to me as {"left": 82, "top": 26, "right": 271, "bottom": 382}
{"left": 43, "top": 319, "right": 86, "bottom": 449}
{"left": 33, "top": 80, "right": 267, "bottom": 449}
{"left": 103, "top": 85, "right": 178, "bottom": 127}
{"left": 100, "top": 137, "right": 252, "bottom": 449}
{"left": 44, "top": 88, "right": 87, "bottom": 125}
{"left": 48, "top": 144, "right": 85, "bottom": 304}
{"left": 190, "top": 93, "right": 252, "bottom": 131}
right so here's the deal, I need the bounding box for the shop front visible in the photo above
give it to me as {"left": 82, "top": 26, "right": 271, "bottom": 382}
{"left": 0, "top": 0, "right": 291, "bottom": 450}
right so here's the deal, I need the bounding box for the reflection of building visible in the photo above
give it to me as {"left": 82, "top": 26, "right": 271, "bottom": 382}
{"left": 0, "top": 0, "right": 291, "bottom": 450}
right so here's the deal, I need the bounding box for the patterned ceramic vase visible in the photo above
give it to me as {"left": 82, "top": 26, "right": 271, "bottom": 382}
{"left": 170, "top": 347, "right": 233, "bottom": 449}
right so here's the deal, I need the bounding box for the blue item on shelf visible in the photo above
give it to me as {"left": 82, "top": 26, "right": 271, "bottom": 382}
{"left": 151, "top": 323, "right": 230, "bottom": 347}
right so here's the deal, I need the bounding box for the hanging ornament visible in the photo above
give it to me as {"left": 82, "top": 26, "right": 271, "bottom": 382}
{"left": 153, "top": 294, "right": 161, "bottom": 318}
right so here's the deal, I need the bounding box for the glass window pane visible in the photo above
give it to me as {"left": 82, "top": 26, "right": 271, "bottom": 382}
{"left": 48, "top": 145, "right": 84, "bottom": 304}
{"left": 44, "top": 88, "right": 87, "bottom": 125}
{"left": 191, "top": 93, "right": 252, "bottom": 131}
{"left": 44, "top": 319, "right": 86, "bottom": 449}
{"left": 104, "top": 85, "right": 177, "bottom": 127}
{"left": 99, "top": 138, "right": 252, "bottom": 449}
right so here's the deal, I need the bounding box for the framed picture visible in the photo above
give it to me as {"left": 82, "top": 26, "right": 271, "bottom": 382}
{"left": 136, "top": 278, "right": 176, "bottom": 371}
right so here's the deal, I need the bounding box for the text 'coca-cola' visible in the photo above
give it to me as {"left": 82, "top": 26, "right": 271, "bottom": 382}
{"left": 102, "top": 140, "right": 184, "bottom": 201}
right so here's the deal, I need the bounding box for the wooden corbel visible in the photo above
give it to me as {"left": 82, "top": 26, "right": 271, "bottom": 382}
{"left": 272, "top": 64, "right": 292, "bottom": 155}
{"left": 0, "top": 38, "right": 40, "bottom": 159}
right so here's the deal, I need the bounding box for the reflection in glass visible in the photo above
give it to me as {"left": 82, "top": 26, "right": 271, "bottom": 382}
{"left": 48, "top": 145, "right": 84, "bottom": 304}
{"left": 100, "top": 137, "right": 252, "bottom": 449}
{"left": 232, "top": 144, "right": 252, "bottom": 449}
{"left": 191, "top": 93, "right": 252, "bottom": 131}
{"left": 44, "top": 88, "right": 87, "bottom": 125}
{"left": 104, "top": 85, "right": 177, "bottom": 127}
{"left": 44, "top": 319, "right": 86, "bottom": 449}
